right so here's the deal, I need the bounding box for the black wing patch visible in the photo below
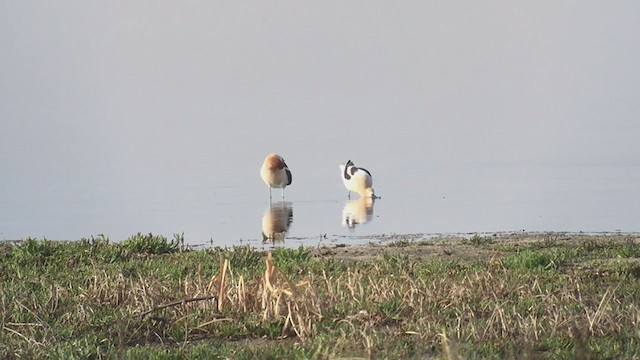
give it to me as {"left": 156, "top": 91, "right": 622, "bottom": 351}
{"left": 343, "top": 162, "right": 352, "bottom": 180}
{"left": 285, "top": 168, "right": 292, "bottom": 185}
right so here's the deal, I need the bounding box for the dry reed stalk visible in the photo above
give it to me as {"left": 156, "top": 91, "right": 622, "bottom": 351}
{"left": 237, "top": 275, "right": 247, "bottom": 313}
{"left": 217, "top": 256, "right": 229, "bottom": 312}
{"left": 250, "top": 252, "right": 319, "bottom": 338}
{"left": 438, "top": 330, "right": 459, "bottom": 360}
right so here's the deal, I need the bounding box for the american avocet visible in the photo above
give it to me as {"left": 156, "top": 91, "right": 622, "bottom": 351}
{"left": 262, "top": 201, "right": 293, "bottom": 242}
{"left": 339, "top": 160, "right": 376, "bottom": 198}
{"left": 260, "top": 153, "right": 292, "bottom": 198}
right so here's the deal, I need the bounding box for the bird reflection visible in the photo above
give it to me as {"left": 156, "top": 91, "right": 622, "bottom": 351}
{"left": 342, "top": 196, "right": 375, "bottom": 229}
{"left": 262, "top": 201, "right": 294, "bottom": 243}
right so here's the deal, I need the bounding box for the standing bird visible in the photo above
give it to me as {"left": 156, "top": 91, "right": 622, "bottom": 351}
{"left": 260, "top": 153, "right": 292, "bottom": 198}
{"left": 339, "top": 160, "right": 376, "bottom": 198}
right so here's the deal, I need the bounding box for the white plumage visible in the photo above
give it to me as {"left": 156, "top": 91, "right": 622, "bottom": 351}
{"left": 339, "top": 160, "right": 376, "bottom": 198}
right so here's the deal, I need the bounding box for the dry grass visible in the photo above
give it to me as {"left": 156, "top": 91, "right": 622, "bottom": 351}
{"left": 1, "top": 234, "right": 640, "bottom": 359}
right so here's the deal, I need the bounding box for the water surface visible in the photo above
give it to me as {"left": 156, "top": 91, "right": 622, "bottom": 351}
{"left": 2, "top": 3, "right": 639, "bottom": 246}
{"left": 2, "top": 158, "right": 638, "bottom": 248}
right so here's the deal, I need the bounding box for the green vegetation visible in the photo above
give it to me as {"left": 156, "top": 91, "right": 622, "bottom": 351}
{"left": 121, "top": 232, "right": 184, "bottom": 255}
{"left": 460, "top": 234, "right": 495, "bottom": 245}
{"left": 2, "top": 234, "right": 640, "bottom": 359}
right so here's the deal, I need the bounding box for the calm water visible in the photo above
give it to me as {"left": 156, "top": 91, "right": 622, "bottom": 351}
{"left": 2, "top": 3, "right": 640, "bottom": 246}
{"left": 2, "top": 158, "right": 639, "bottom": 248}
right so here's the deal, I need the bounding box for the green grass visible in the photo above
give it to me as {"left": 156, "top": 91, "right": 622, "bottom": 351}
{"left": 122, "top": 232, "right": 183, "bottom": 254}
{"left": 1, "top": 235, "right": 640, "bottom": 359}
{"left": 460, "top": 234, "right": 495, "bottom": 245}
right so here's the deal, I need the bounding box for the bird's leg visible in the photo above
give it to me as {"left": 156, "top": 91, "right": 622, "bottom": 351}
{"left": 348, "top": 191, "right": 351, "bottom": 199}
{"left": 281, "top": 188, "right": 285, "bottom": 199}
{"left": 269, "top": 187, "right": 272, "bottom": 199}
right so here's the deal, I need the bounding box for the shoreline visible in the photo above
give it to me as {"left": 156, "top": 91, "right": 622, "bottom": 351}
{"left": 316, "top": 232, "right": 640, "bottom": 262}
{"left": 3, "top": 230, "right": 639, "bottom": 248}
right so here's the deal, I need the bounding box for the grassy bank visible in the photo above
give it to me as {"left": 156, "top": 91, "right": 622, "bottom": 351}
{"left": 1, "top": 233, "right": 640, "bottom": 359}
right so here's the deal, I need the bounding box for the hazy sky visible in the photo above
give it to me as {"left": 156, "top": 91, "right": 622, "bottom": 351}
{"left": 1, "top": 1, "right": 639, "bottom": 191}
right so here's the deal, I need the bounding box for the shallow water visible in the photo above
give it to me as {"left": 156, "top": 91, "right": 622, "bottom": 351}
{"left": 2, "top": 158, "right": 639, "bottom": 248}
{"left": 2, "top": 3, "right": 639, "bottom": 247}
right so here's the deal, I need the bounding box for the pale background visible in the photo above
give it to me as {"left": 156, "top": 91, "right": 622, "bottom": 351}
{"left": 1, "top": 2, "right": 639, "bottom": 246}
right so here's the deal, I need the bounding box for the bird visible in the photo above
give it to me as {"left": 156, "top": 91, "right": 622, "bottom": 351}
{"left": 339, "top": 160, "right": 376, "bottom": 198}
{"left": 260, "top": 153, "right": 292, "bottom": 198}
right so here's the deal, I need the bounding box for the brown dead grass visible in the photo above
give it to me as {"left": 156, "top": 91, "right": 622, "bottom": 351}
{"left": 3, "top": 233, "right": 640, "bottom": 358}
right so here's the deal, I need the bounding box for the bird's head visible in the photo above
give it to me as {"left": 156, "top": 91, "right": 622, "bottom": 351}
{"left": 365, "top": 187, "right": 376, "bottom": 198}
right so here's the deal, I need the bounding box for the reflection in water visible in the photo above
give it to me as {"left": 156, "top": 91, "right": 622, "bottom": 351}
{"left": 262, "top": 201, "right": 294, "bottom": 243}
{"left": 342, "top": 197, "right": 375, "bottom": 229}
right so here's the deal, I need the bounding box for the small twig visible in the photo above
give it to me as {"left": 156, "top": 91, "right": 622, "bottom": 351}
{"left": 6, "top": 322, "right": 45, "bottom": 327}
{"left": 133, "top": 295, "right": 217, "bottom": 318}
{"left": 195, "top": 318, "right": 233, "bottom": 329}
{"left": 3, "top": 326, "right": 44, "bottom": 346}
